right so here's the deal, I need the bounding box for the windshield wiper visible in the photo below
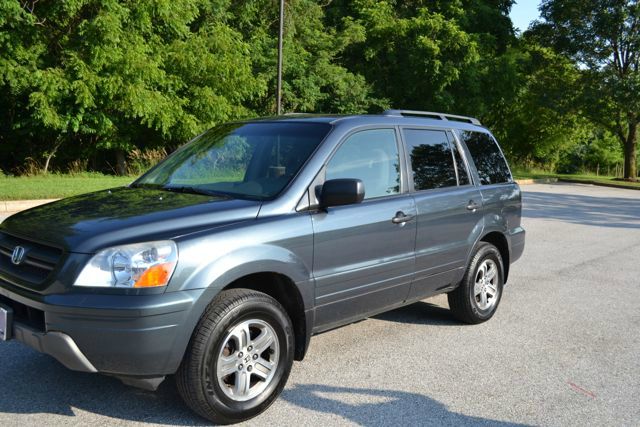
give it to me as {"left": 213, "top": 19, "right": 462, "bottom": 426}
{"left": 162, "top": 185, "right": 233, "bottom": 199}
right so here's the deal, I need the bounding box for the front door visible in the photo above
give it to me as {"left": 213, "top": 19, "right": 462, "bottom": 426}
{"left": 312, "top": 128, "right": 417, "bottom": 330}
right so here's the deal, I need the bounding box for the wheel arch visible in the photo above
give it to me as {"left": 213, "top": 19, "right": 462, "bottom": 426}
{"left": 165, "top": 243, "right": 315, "bottom": 373}
{"left": 479, "top": 231, "right": 510, "bottom": 283}
{"left": 223, "top": 272, "right": 310, "bottom": 361}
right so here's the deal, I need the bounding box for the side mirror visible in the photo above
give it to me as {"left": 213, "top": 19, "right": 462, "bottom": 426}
{"left": 320, "top": 179, "right": 365, "bottom": 208}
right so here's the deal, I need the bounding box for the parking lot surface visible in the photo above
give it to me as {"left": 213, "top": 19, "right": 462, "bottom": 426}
{"left": 1, "top": 182, "right": 639, "bottom": 426}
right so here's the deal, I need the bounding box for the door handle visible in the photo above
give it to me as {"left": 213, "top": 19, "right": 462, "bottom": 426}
{"left": 466, "top": 200, "right": 480, "bottom": 212}
{"left": 392, "top": 211, "right": 414, "bottom": 224}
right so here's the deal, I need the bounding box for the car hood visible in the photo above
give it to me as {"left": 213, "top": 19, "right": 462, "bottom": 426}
{"left": 0, "top": 187, "right": 262, "bottom": 253}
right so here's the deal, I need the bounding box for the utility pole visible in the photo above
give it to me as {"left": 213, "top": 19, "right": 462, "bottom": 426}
{"left": 276, "top": 0, "right": 284, "bottom": 115}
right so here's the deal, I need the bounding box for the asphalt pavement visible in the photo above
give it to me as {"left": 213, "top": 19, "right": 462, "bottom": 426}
{"left": 1, "top": 182, "right": 639, "bottom": 426}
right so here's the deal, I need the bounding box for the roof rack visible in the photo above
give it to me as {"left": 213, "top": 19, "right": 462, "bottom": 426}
{"left": 382, "top": 109, "right": 481, "bottom": 126}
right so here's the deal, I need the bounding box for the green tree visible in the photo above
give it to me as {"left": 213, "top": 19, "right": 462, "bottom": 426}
{"left": 0, "top": 0, "right": 261, "bottom": 174}
{"left": 1, "top": 0, "right": 620, "bottom": 178}
{"left": 531, "top": 0, "right": 640, "bottom": 179}
{"left": 557, "top": 129, "right": 623, "bottom": 174}
{"left": 492, "top": 41, "right": 588, "bottom": 170}
{"left": 0, "top": 0, "right": 384, "bottom": 174}
{"left": 325, "top": 0, "right": 480, "bottom": 111}
{"left": 226, "top": 0, "right": 384, "bottom": 115}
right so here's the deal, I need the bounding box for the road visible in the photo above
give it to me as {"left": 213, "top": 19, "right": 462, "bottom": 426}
{"left": 1, "top": 183, "right": 639, "bottom": 426}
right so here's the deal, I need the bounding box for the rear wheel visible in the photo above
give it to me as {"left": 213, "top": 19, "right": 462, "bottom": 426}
{"left": 177, "top": 289, "right": 294, "bottom": 424}
{"left": 448, "top": 242, "right": 504, "bottom": 324}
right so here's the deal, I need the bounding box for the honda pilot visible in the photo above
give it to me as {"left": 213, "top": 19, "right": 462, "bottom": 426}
{"left": 0, "top": 110, "right": 525, "bottom": 424}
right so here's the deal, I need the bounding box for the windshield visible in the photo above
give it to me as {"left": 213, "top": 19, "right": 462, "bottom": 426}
{"left": 134, "top": 122, "right": 331, "bottom": 199}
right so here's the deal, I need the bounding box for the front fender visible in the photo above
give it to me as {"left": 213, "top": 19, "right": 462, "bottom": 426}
{"left": 160, "top": 244, "right": 314, "bottom": 374}
{"left": 160, "top": 213, "right": 315, "bottom": 372}
{"left": 179, "top": 244, "right": 313, "bottom": 306}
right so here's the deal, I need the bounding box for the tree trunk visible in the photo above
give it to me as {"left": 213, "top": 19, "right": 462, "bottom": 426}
{"left": 624, "top": 121, "right": 637, "bottom": 180}
{"left": 115, "top": 149, "right": 127, "bottom": 176}
{"left": 43, "top": 152, "right": 54, "bottom": 174}
{"left": 43, "top": 139, "right": 63, "bottom": 174}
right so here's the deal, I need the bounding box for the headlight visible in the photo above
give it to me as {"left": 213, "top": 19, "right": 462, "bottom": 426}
{"left": 74, "top": 241, "right": 178, "bottom": 288}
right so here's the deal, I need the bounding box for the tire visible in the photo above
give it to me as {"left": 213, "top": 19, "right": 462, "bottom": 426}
{"left": 448, "top": 242, "right": 504, "bottom": 324}
{"left": 177, "top": 289, "right": 294, "bottom": 424}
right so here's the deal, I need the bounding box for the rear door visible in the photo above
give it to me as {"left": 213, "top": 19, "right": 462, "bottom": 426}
{"left": 457, "top": 130, "right": 521, "bottom": 233}
{"left": 401, "top": 128, "right": 483, "bottom": 300}
{"left": 311, "top": 128, "right": 417, "bottom": 330}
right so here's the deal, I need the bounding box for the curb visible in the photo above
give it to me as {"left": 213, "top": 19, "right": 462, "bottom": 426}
{"left": 515, "top": 177, "right": 640, "bottom": 190}
{"left": 0, "top": 199, "right": 59, "bottom": 213}
{"left": 515, "top": 178, "right": 559, "bottom": 185}
{"left": 557, "top": 178, "right": 640, "bottom": 191}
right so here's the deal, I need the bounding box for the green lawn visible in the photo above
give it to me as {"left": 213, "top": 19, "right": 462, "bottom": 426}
{"left": 513, "top": 171, "right": 640, "bottom": 189}
{"left": 1, "top": 170, "right": 639, "bottom": 201}
{"left": 0, "top": 174, "right": 133, "bottom": 200}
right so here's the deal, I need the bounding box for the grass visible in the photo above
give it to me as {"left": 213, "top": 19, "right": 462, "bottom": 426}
{"left": 0, "top": 173, "right": 133, "bottom": 201}
{"left": 1, "top": 168, "right": 639, "bottom": 201}
{"left": 513, "top": 169, "right": 640, "bottom": 189}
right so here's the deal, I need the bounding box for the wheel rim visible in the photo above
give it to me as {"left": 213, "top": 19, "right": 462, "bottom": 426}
{"left": 215, "top": 319, "right": 280, "bottom": 402}
{"left": 473, "top": 259, "right": 499, "bottom": 311}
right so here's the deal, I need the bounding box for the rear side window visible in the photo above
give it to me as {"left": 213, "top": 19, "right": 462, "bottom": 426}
{"left": 402, "top": 129, "right": 457, "bottom": 190}
{"left": 459, "top": 131, "right": 511, "bottom": 185}
{"left": 326, "top": 129, "right": 400, "bottom": 199}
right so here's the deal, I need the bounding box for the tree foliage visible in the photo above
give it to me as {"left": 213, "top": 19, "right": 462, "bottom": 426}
{"left": 0, "top": 0, "right": 263, "bottom": 172}
{"left": 0, "top": 0, "right": 632, "bottom": 177}
{"left": 0, "top": 0, "right": 379, "bottom": 173}
{"left": 530, "top": 0, "right": 640, "bottom": 178}
{"left": 491, "top": 41, "right": 589, "bottom": 169}
{"left": 325, "top": 0, "right": 480, "bottom": 111}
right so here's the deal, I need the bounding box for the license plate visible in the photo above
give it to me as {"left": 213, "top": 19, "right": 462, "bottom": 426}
{"left": 0, "top": 304, "right": 12, "bottom": 341}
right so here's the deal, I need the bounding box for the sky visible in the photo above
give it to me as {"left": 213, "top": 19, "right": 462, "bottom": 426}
{"left": 510, "top": 1, "right": 542, "bottom": 32}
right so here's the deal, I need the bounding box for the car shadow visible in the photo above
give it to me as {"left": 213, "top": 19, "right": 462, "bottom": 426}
{"left": 0, "top": 342, "right": 206, "bottom": 425}
{"left": 523, "top": 189, "right": 640, "bottom": 229}
{"left": 373, "top": 300, "right": 460, "bottom": 326}
{"left": 282, "top": 384, "right": 531, "bottom": 426}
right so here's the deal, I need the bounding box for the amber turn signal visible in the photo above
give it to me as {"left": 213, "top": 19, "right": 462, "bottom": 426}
{"left": 134, "top": 262, "right": 176, "bottom": 288}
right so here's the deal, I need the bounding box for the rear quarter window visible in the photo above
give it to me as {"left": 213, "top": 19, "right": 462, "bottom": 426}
{"left": 459, "top": 131, "right": 512, "bottom": 185}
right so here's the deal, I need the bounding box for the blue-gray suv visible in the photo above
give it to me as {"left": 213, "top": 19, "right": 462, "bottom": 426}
{"left": 0, "top": 110, "right": 525, "bottom": 423}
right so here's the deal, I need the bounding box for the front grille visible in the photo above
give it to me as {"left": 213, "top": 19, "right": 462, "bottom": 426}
{"left": 0, "top": 232, "right": 63, "bottom": 285}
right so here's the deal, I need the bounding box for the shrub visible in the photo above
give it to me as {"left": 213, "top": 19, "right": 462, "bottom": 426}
{"left": 126, "top": 148, "right": 168, "bottom": 176}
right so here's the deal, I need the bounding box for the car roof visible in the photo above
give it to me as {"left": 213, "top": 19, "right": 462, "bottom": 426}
{"left": 243, "top": 111, "right": 488, "bottom": 132}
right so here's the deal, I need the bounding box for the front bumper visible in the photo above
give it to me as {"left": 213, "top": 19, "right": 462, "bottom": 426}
{"left": 0, "top": 282, "right": 207, "bottom": 377}
{"left": 12, "top": 322, "right": 97, "bottom": 372}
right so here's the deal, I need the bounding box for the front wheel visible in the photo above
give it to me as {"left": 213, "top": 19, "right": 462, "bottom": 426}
{"left": 448, "top": 242, "right": 504, "bottom": 324}
{"left": 177, "top": 289, "right": 294, "bottom": 424}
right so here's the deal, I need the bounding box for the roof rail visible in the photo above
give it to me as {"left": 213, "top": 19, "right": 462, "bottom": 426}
{"left": 382, "top": 109, "right": 481, "bottom": 126}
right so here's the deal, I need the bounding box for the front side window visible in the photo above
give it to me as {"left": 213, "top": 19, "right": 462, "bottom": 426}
{"left": 134, "top": 122, "right": 331, "bottom": 199}
{"left": 459, "top": 131, "right": 511, "bottom": 185}
{"left": 326, "top": 129, "right": 400, "bottom": 199}
{"left": 403, "top": 129, "right": 458, "bottom": 190}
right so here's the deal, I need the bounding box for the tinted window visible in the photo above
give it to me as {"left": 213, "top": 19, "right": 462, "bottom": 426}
{"left": 403, "top": 129, "right": 457, "bottom": 190}
{"left": 135, "top": 122, "right": 330, "bottom": 199}
{"left": 449, "top": 133, "right": 470, "bottom": 185}
{"left": 460, "top": 131, "right": 511, "bottom": 185}
{"left": 326, "top": 129, "right": 400, "bottom": 199}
